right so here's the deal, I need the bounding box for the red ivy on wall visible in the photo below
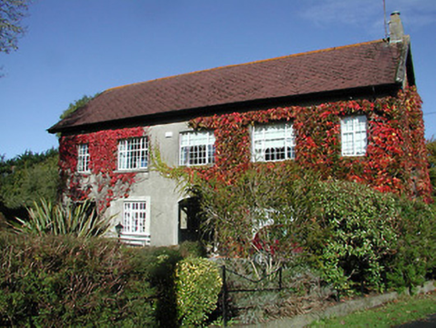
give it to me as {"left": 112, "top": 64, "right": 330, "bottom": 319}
{"left": 59, "top": 127, "right": 146, "bottom": 212}
{"left": 189, "top": 87, "right": 431, "bottom": 202}
{"left": 59, "top": 86, "right": 431, "bottom": 211}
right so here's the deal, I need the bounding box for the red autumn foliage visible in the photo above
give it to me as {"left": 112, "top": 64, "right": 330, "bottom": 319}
{"left": 59, "top": 127, "right": 146, "bottom": 212}
{"left": 189, "top": 87, "right": 431, "bottom": 202}
{"left": 59, "top": 86, "right": 432, "bottom": 214}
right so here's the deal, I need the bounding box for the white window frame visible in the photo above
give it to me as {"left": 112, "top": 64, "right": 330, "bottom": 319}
{"left": 122, "top": 199, "right": 151, "bottom": 238}
{"left": 252, "top": 122, "right": 295, "bottom": 162}
{"left": 77, "top": 143, "right": 90, "bottom": 173}
{"left": 118, "top": 137, "right": 149, "bottom": 171}
{"left": 341, "top": 115, "right": 367, "bottom": 156}
{"left": 179, "top": 131, "right": 215, "bottom": 166}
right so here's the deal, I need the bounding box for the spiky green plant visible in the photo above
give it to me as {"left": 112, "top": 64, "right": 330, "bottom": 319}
{"left": 14, "top": 199, "right": 112, "bottom": 238}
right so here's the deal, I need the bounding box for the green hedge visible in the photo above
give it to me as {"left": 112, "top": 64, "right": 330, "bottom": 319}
{"left": 385, "top": 197, "right": 436, "bottom": 292}
{"left": 0, "top": 235, "right": 221, "bottom": 327}
{"left": 0, "top": 233, "right": 157, "bottom": 327}
{"left": 301, "top": 180, "right": 436, "bottom": 294}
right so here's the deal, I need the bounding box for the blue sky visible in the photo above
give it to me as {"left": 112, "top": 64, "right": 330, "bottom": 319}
{"left": 1, "top": 0, "right": 435, "bottom": 159}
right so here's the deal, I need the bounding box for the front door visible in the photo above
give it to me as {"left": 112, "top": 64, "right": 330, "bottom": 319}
{"left": 178, "top": 197, "right": 201, "bottom": 243}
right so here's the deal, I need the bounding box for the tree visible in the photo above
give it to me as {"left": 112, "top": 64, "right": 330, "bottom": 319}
{"left": 0, "top": 0, "right": 31, "bottom": 54}
{"left": 0, "top": 149, "right": 60, "bottom": 222}
{"left": 60, "top": 93, "right": 100, "bottom": 120}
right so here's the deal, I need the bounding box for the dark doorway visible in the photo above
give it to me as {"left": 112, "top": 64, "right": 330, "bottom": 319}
{"left": 178, "top": 197, "right": 202, "bottom": 243}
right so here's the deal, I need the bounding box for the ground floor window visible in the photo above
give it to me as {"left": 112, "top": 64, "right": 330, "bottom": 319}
{"left": 77, "top": 143, "right": 90, "bottom": 173}
{"left": 123, "top": 200, "right": 150, "bottom": 234}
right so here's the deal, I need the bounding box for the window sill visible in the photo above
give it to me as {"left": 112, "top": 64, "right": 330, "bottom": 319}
{"left": 179, "top": 163, "right": 215, "bottom": 168}
{"left": 252, "top": 158, "right": 295, "bottom": 163}
{"left": 341, "top": 154, "right": 366, "bottom": 157}
{"left": 115, "top": 168, "right": 149, "bottom": 173}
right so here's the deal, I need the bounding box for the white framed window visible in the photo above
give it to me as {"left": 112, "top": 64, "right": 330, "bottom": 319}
{"left": 77, "top": 144, "right": 90, "bottom": 173}
{"left": 341, "top": 115, "right": 367, "bottom": 156}
{"left": 179, "top": 131, "right": 215, "bottom": 166}
{"left": 123, "top": 200, "right": 151, "bottom": 237}
{"left": 118, "top": 137, "right": 148, "bottom": 170}
{"left": 252, "top": 122, "right": 295, "bottom": 162}
{"left": 123, "top": 201, "right": 146, "bottom": 233}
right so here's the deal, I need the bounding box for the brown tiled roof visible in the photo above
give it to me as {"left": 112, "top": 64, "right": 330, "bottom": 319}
{"left": 49, "top": 38, "right": 409, "bottom": 133}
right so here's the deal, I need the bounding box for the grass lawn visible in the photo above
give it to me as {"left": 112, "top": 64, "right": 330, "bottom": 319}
{"left": 309, "top": 291, "right": 436, "bottom": 327}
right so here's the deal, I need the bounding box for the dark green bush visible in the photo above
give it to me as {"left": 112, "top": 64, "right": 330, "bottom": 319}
{"left": 306, "top": 180, "right": 399, "bottom": 293}
{"left": 385, "top": 197, "right": 436, "bottom": 292}
{"left": 299, "top": 180, "right": 436, "bottom": 295}
{"left": 179, "top": 240, "right": 207, "bottom": 258}
{"left": 0, "top": 233, "right": 182, "bottom": 327}
{"left": 140, "top": 246, "right": 182, "bottom": 328}
{"left": 0, "top": 232, "right": 227, "bottom": 327}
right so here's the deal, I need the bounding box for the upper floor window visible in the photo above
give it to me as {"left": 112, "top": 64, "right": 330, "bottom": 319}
{"left": 341, "top": 115, "right": 367, "bottom": 156}
{"left": 179, "top": 131, "right": 215, "bottom": 166}
{"left": 252, "top": 123, "right": 295, "bottom": 162}
{"left": 77, "top": 144, "right": 90, "bottom": 173}
{"left": 118, "top": 137, "right": 148, "bottom": 171}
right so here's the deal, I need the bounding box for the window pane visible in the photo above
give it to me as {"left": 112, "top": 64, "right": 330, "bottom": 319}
{"left": 118, "top": 137, "right": 148, "bottom": 170}
{"left": 77, "top": 144, "right": 90, "bottom": 173}
{"left": 179, "top": 131, "right": 215, "bottom": 166}
{"left": 341, "top": 116, "right": 367, "bottom": 156}
{"left": 123, "top": 201, "right": 148, "bottom": 234}
{"left": 253, "top": 123, "right": 295, "bottom": 162}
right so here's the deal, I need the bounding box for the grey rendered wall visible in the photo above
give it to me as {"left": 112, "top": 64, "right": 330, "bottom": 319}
{"left": 110, "top": 121, "right": 193, "bottom": 247}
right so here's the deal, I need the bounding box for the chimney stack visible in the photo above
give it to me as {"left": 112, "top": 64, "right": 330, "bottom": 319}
{"left": 389, "top": 11, "right": 404, "bottom": 43}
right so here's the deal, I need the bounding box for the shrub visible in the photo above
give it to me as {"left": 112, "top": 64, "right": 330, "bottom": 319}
{"left": 13, "top": 199, "right": 112, "bottom": 238}
{"left": 141, "top": 246, "right": 183, "bottom": 327}
{"left": 0, "top": 233, "right": 156, "bottom": 327}
{"left": 179, "top": 240, "right": 207, "bottom": 258}
{"left": 385, "top": 197, "right": 436, "bottom": 292}
{"left": 306, "top": 180, "right": 399, "bottom": 293}
{"left": 176, "top": 257, "right": 222, "bottom": 327}
{"left": 300, "top": 180, "right": 436, "bottom": 295}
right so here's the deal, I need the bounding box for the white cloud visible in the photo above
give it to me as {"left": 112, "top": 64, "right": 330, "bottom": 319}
{"left": 388, "top": 0, "right": 436, "bottom": 29}
{"left": 299, "top": 0, "right": 436, "bottom": 31}
{"left": 299, "top": 0, "right": 381, "bottom": 27}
